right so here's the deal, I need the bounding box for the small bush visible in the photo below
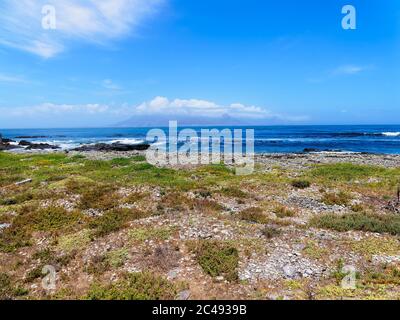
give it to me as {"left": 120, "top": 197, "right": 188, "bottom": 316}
{"left": 85, "top": 272, "right": 177, "bottom": 300}
{"left": 90, "top": 208, "right": 150, "bottom": 237}
{"left": 189, "top": 240, "right": 239, "bottom": 282}
{"left": 321, "top": 191, "right": 351, "bottom": 206}
{"left": 261, "top": 225, "right": 281, "bottom": 239}
{"left": 274, "top": 205, "right": 296, "bottom": 218}
{"left": 0, "top": 273, "right": 12, "bottom": 300}
{"left": 79, "top": 185, "right": 120, "bottom": 211}
{"left": 31, "top": 207, "right": 85, "bottom": 232}
{"left": 129, "top": 227, "right": 175, "bottom": 242}
{"left": 86, "top": 255, "right": 110, "bottom": 275}
{"left": 291, "top": 180, "right": 311, "bottom": 189}
{"left": 239, "top": 207, "right": 268, "bottom": 224}
{"left": 310, "top": 213, "right": 400, "bottom": 235}
{"left": 106, "top": 248, "right": 129, "bottom": 268}
{"left": 220, "top": 187, "right": 248, "bottom": 199}
{"left": 57, "top": 229, "right": 93, "bottom": 252}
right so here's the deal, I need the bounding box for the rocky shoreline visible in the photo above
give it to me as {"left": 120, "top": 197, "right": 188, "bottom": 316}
{"left": 2, "top": 135, "right": 400, "bottom": 169}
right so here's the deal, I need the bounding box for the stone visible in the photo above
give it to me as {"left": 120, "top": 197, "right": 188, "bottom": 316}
{"left": 73, "top": 142, "right": 150, "bottom": 152}
{"left": 177, "top": 290, "right": 191, "bottom": 300}
{"left": 283, "top": 265, "right": 296, "bottom": 278}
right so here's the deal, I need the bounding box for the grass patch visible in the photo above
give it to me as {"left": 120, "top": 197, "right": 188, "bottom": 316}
{"left": 89, "top": 208, "right": 150, "bottom": 237}
{"left": 303, "top": 241, "right": 329, "bottom": 260}
{"left": 238, "top": 207, "right": 269, "bottom": 224}
{"left": 57, "top": 229, "right": 93, "bottom": 252}
{"left": 106, "top": 248, "right": 129, "bottom": 268}
{"left": 85, "top": 272, "right": 177, "bottom": 300}
{"left": 321, "top": 191, "right": 351, "bottom": 206}
{"left": 78, "top": 184, "right": 120, "bottom": 211}
{"left": 274, "top": 205, "right": 296, "bottom": 218}
{"left": 309, "top": 163, "right": 392, "bottom": 182}
{"left": 261, "top": 225, "right": 281, "bottom": 239}
{"left": 129, "top": 227, "right": 175, "bottom": 242}
{"left": 310, "top": 213, "right": 400, "bottom": 235}
{"left": 188, "top": 240, "right": 239, "bottom": 282}
{"left": 350, "top": 237, "right": 400, "bottom": 258}
{"left": 0, "top": 205, "right": 85, "bottom": 252}
{"left": 220, "top": 187, "right": 248, "bottom": 199}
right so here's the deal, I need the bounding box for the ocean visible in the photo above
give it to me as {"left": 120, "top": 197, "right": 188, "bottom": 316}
{"left": 1, "top": 125, "right": 400, "bottom": 154}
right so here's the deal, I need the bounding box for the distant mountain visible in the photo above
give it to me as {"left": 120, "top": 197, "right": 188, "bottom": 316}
{"left": 115, "top": 114, "right": 277, "bottom": 127}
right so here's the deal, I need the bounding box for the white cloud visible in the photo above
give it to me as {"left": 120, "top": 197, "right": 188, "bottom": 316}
{"left": 0, "top": 0, "right": 164, "bottom": 58}
{"left": 134, "top": 96, "right": 306, "bottom": 121}
{"left": 1, "top": 97, "right": 308, "bottom": 123}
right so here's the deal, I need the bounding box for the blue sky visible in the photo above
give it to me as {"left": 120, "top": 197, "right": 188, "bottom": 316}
{"left": 0, "top": 0, "right": 399, "bottom": 128}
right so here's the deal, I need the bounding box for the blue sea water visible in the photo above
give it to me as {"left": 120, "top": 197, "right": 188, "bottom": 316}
{"left": 1, "top": 125, "right": 400, "bottom": 154}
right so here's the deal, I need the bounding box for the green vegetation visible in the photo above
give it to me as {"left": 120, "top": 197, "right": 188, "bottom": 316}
{"left": 321, "top": 191, "right": 351, "bottom": 206}
{"left": 274, "top": 205, "right": 296, "bottom": 218}
{"left": 129, "top": 226, "right": 175, "bottom": 242}
{"left": 310, "top": 213, "right": 400, "bottom": 235}
{"left": 85, "top": 272, "right": 177, "bottom": 300}
{"left": 89, "top": 208, "right": 150, "bottom": 237}
{"left": 57, "top": 229, "right": 93, "bottom": 252}
{"left": 303, "top": 241, "right": 329, "bottom": 260}
{"left": 0, "top": 204, "right": 85, "bottom": 252}
{"left": 261, "top": 225, "right": 281, "bottom": 239}
{"left": 106, "top": 248, "right": 129, "bottom": 268}
{"left": 0, "top": 273, "right": 13, "bottom": 299}
{"left": 309, "top": 163, "right": 394, "bottom": 182}
{"left": 238, "top": 207, "right": 269, "bottom": 224}
{"left": 188, "top": 240, "right": 239, "bottom": 282}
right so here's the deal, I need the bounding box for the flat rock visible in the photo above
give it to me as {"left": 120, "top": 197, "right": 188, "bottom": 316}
{"left": 73, "top": 142, "right": 150, "bottom": 152}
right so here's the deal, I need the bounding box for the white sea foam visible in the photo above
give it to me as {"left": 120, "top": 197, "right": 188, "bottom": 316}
{"left": 382, "top": 132, "right": 400, "bottom": 137}
{"left": 109, "top": 138, "right": 145, "bottom": 145}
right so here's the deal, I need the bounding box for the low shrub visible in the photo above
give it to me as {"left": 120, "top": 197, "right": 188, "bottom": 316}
{"left": 310, "top": 213, "right": 400, "bottom": 235}
{"left": 188, "top": 240, "right": 239, "bottom": 282}
{"left": 85, "top": 272, "right": 177, "bottom": 300}
{"left": 261, "top": 225, "right": 281, "bottom": 239}
{"left": 321, "top": 191, "right": 351, "bottom": 206}
{"left": 291, "top": 180, "right": 311, "bottom": 189}
{"left": 274, "top": 205, "right": 296, "bottom": 218}
{"left": 239, "top": 207, "right": 269, "bottom": 224}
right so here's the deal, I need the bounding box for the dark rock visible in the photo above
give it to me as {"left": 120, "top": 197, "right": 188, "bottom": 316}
{"left": 73, "top": 142, "right": 150, "bottom": 152}
{"left": 18, "top": 140, "right": 59, "bottom": 150}
{"left": 18, "top": 140, "right": 32, "bottom": 146}
{"left": 0, "top": 143, "right": 21, "bottom": 151}
{"left": 303, "top": 148, "right": 319, "bottom": 153}
{"left": 0, "top": 134, "right": 20, "bottom": 151}
{"left": 26, "top": 143, "right": 60, "bottom": 150}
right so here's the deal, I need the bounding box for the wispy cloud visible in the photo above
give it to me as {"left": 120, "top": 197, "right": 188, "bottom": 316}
{"left": 0, "top": 73, "right": 27, "bottom": 83}
{"left": 307, "top": 64, "right": 372, "bottom": 83}
{"left": 5, "top": 103, "right": 111, "bottom": 117}
{"left": 0, "top": 0, "right": 165, "bottom": 58}
{"left": 102, "top": 79, "right": 121, "bottom": 91}
{"left": 332, "top": 64, "right": 370, "bottom": 75}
